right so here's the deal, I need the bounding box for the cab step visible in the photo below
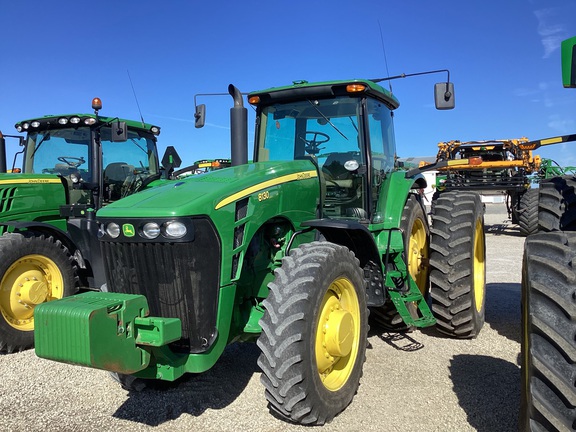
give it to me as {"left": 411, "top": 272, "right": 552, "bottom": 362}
{"left": 388, "top": 284, "right": 436, "bottom": 328}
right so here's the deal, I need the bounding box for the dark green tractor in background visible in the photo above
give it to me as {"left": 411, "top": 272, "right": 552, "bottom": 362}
{"left": 35, "top": 76, "right": 486, "bottom": 425}
{"left": 0, "top": 98, "right": 181, "bottom": 353}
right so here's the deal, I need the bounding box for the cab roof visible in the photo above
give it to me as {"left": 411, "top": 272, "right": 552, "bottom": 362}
{"left": 248, "top": 79, "right": 400, "bottom": 110}
{"left": 15, "top": 114, "right": 160, "bottom": 135}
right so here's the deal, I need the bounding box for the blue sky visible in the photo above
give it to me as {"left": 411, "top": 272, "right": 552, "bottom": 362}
{"left": 2, "top": 0, "right": 576, "bottom": 168}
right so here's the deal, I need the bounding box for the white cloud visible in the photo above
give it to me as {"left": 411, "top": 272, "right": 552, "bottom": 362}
{"left": 534, "top": 7, "right": 571, "bottom": 58}
{"left": 514, "top": 87, "right": 540, "bottom": 97}
{"left": 547, "top": 114, "right": 575, "bottom": 134}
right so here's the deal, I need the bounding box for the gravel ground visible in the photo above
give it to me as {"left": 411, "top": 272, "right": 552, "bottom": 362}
{"left": 0, "top": 203, "right": 523, "bottom": 432}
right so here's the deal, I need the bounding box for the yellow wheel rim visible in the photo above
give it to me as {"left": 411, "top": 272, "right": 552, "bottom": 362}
{"left": 473, "top": 219, "right": 486, "bottom": 312}
{"left": 0, "top": 254, "right": 64, "bottom": 331}
{"left": 315, "top": 276, "right": 360, "bottom": 391}
{"left": 408, "top": 217, "right": 429, "bottom": 294}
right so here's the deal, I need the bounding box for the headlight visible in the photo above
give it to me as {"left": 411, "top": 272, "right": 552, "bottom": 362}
{"left": 142, "top": 222, "right": 160, "bottom": 239}
{"left": 84, "top": 118, "right": 96, "bottom": 125}
{"left": 70, "top": 117, "right": 81, "bottom": 124}
{"left": 106, "top": 223, "right": 120, "bottom": 238}
{"left": 31, "top": 121, "right": 40, "bottom": 128}
{"left": 58, "top": 117, "right": 69, "bottom": 125}
{"left": 163, "top": 221, "right": 187, "bottom": 239}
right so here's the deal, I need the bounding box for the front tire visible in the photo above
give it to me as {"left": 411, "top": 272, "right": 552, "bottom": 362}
{"left": 0, "top": 233, "right": 77, "bottom": 353}
{"left": 257, "top": 241, "right": 368, "bottom": 425}
{"left": 520, "top": 232, "right": 576, "bottom": 431}
{"left": 429, "top": 191, "right": 486, "bottom": 338}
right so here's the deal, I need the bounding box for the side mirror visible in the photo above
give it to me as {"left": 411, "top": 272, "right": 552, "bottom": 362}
{"left": 562, "top": 36, "right": 576, "bottom": 88}
{"left": 111, "top": 121, "right": 127, "bottom": 142}
{"left": 434, "top": 82, "right": 455, "bottom": 110}
{"left": 195, "top": 104, "right": 206, "bottom": 128}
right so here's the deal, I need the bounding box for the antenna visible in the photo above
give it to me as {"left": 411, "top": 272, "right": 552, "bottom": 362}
{"left": 127, "top": 70, "right": 145, "bottom": 127}
{"left": 378, "top": 20, "right": 393, "bottom": 93}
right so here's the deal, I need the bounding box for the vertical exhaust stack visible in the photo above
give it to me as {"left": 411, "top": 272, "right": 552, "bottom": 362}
{"left": 228, "top": 84, "right": 248, "bottom": 166}
{"left": 0, "top": 132, "right": 7, "bottom": 173}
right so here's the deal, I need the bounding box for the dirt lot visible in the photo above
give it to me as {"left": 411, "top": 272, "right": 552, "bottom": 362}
{"left": 0, "top": 203, "right": 523, "bottom": 432}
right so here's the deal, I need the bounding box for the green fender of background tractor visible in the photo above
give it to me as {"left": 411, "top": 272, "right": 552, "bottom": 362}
{"left": 0, "top": 174, "right": 68, "bottom": 231}
{"left": 35, "top": 291, "right": 181, "bottom": 374}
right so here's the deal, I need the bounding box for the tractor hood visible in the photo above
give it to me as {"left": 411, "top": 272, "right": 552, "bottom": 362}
{"left": 96, "top": 159, "right": 319, "bottom": 219}
{"left": 0, "top": 173, "right": 68, "bottom": 226}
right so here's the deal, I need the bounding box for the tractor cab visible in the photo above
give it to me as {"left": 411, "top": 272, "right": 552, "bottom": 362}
{"left": 15, "top": 102, "right": 162, "bottom": 209}
{"left": 249, "top": 80, "right": 398, "bottom": 221}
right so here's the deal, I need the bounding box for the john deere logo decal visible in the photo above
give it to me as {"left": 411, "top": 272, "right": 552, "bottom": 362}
{"left": 122, "top": 224, "right": 135, "bottom": 237}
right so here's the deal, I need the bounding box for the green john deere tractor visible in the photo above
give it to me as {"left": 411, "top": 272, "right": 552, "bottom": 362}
{"left": 520, "top": 36, "right": 576, "bottom": 431}
{"left": 35, "top": 76, "right": 486, "bottom": 425}
{"left": 0, "top": 98, "right": 182, "bottom": 353}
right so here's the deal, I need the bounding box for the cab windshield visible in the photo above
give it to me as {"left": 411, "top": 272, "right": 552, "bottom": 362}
{"left": 257, "top": 96, "right": 363, "bottom": 167}
{"left": 24, "top": 126, "right": 159, "bottom": 202}
{"left": 257, "top": 95, "right": 396, "bottom": 220}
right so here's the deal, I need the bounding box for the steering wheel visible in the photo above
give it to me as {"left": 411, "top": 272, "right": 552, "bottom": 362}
{"left": 303, "top": 131, "right": 330, "bottom": 155}
{"left": 58, "top": 156, "right": 85, "bottom": 168}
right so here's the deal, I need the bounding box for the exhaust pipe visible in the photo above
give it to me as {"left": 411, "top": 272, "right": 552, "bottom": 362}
{"left": 0, "top": 132, "right": 7, "bottom": 173}
{"left": 228, "top": 84, "right": 248, "bottom": 166}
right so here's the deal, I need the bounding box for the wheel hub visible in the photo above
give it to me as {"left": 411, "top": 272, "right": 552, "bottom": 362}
{"left": 0, "top": 254, "right": 64, "bottom": 331}
{"left": 315, "top": 277, "right": 361, "bottom": 391}
{"left": 19, "top": 276, "right": 49, "bottom": 306}
{"left": 325, "top": 308, "right": 354, "bottom": 357}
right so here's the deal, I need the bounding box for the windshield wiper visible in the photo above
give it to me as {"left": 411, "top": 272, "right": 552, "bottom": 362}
{"left": 129, "top": 138, "right": 148, "bottom": 154}
{"left": 30, "top": 133, "right": 51, "bottom": 158}
{"left": 307, "top": 100, "right": 348, "bottom": 140}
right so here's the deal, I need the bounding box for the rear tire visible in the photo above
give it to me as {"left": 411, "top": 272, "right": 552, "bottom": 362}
{"left": 518, "top": 188, "right": 539, "bottom": 236}
{"left": 0, "top": 233, "right": 77, "bottom": 353}
{"left": 521, "top": 232, "right": 576, "bottom": 431}
{"left": 429, "top": 191, "right": 486, "bottom": 338}
{"left": 257, "top": 241, "right": 368, "bottom": 425}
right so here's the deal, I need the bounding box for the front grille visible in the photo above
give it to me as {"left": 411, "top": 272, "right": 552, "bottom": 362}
{"left": 0, "top": 187, "right": 17, "bottom": 211}
{"left": 101, "top": 218, "right": 221, "bottom": 353}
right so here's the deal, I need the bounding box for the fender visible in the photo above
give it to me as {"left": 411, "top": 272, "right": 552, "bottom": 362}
{"left": 300, "top": 219, "right": 380, "bottom": 268}
{"left": 0, "top": 219, "right": 103, "bottom": 287}
{"left": 0, "top": 221, "right": 76, "bottom": 252}
{"left": 379, "top": 171, "right": 427, "bottom": 229}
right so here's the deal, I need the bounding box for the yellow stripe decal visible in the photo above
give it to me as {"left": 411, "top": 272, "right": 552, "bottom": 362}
{"left": 541, "top": 137, "right": 563, "bottom": 145}
{"left": 0, "top": 178, "right": 62, "bottom": 185}
{"left": 215, "top": 170, "right": 318, "bottom": 210}
{"left": 447, "top": 159, "right": 471, "bottom": 167}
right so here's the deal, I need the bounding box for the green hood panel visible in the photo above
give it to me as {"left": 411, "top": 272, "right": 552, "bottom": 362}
{"left": 0, "top": 173, "right": 67, "bottom": 223}
{"left": 97, "top": 160, "right": 320, "bottom": 219}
